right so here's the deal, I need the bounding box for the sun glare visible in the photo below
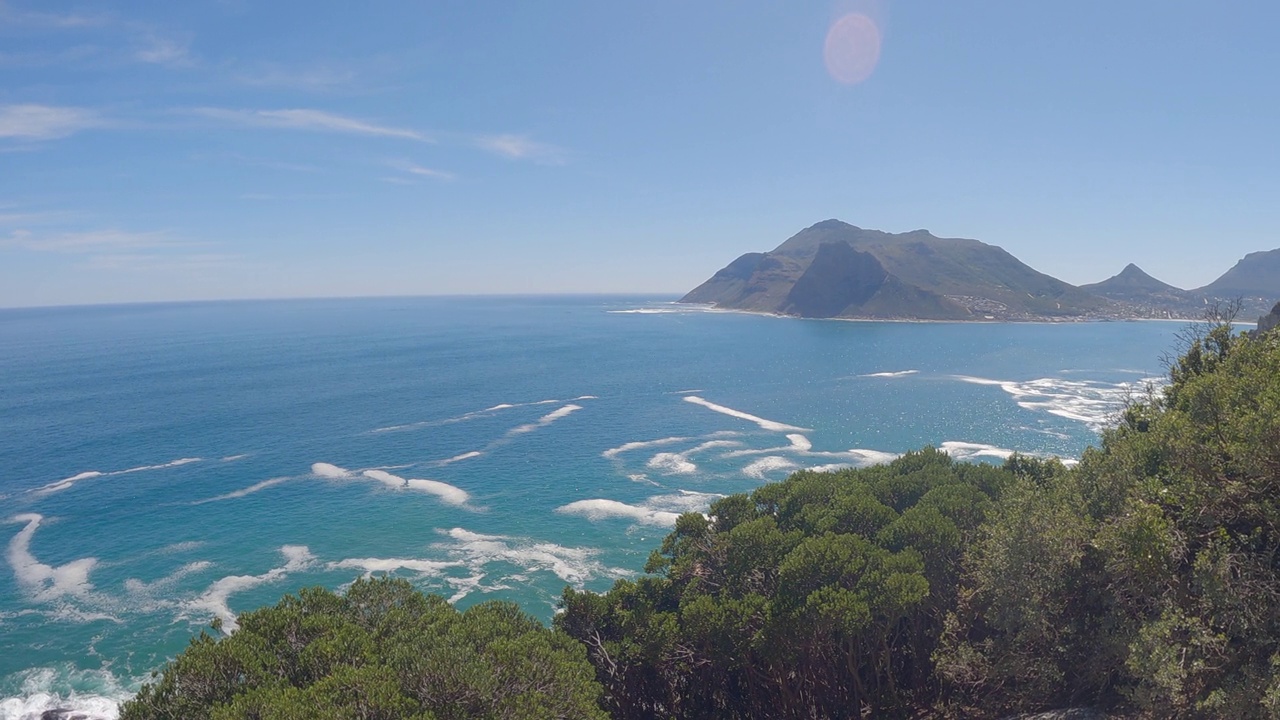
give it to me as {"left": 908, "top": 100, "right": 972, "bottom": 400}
{"left": 823, "top": 12, "right": 882, "bottom": 85}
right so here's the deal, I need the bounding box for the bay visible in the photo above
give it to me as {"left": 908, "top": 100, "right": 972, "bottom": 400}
{"left": 0, "top": 296, "right": 1183, "bottom": 717}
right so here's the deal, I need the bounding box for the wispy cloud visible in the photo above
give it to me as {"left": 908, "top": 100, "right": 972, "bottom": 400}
{"left": 236, "top": 65, "right": 357, "bottom": 91}
{"left": 191, "top": 107, "right": 428, "bottom": 141}
{"left": 0, "top": 104, "right": 102, "bottom": 140}
{"left": 475, "top": 133, "right": 564, "bottom": 163}
{"left": 81, "top": 253, "right": 239, "bottom": 272}
{"left": 0, "top": 2, "right": 109, "bottom": 28}
{"left": 135, "top": 35, "right": 191, "bottom": 67}
{"left": 385, "top": 160, "right": 455, "bottom": 182}
{"left": 2, "top": 228, "right": 178, "bottom": 253}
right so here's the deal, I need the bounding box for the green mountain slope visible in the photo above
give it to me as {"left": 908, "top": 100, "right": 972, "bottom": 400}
{"left": 681, "top": 220, "right": 1108, "bottom": 320}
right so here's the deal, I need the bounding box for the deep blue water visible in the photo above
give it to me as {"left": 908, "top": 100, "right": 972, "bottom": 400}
{"left": 0, "top": 296, "right": 1183, "bottom": 717}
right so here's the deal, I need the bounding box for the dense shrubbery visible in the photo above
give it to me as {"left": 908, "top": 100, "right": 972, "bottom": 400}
{"left": 120, "top": 578, "right": 606, "bottom": 720}
{"left": 940, "top": 321, "right": 1280, "bottom": 718}
{"left": 556, "top": 448, "right": 1014, "bottom": 718}
{"left": 126, "top": 320, "right": 1280, "bottom": 719}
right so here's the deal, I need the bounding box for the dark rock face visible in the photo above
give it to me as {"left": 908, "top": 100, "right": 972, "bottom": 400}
{"left": 782, "top": 242, "right": 887, "bottom": 317}
{"left": 1256, "top": 301, "right": 1280, "bottom": 336}
{"left": 1199, "top": 248, "right": 1280, "bottom": 299}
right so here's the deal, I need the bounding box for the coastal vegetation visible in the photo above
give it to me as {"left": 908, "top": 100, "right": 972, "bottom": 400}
{"left": 124, "top": 318, "right": 1280, "bottom": 718}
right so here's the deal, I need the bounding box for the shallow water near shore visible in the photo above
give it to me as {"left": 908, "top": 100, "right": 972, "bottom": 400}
{"left": 0, "top": 295, "right": 1184, "bottom": 717}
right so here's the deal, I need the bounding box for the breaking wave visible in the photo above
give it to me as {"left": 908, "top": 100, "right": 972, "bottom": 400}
{"left": 185, "top": 545, "right": 315, "bottom": 634}
{"left": 360, "top": 470, "right": 471, "bottom": 507}
{"left": 860, "top": 370, "right": 919, "bottom": 378}
{"left": 33, "top": 458, "right": 202, "bottom": 495}
{"left": 742, "top": 456, "right": 799, "bottom": 480}
{"left": 0, "top": 665, "right": 133, "bottom": 720}
{"left": 557, "top": 490, "right": 725, "bottom": 528}
{"left": 190, "top": 477, "right": 289, "bottom": 505}
{"left": 507, "top": 404, "right": 583, "bottom": 435}
{"left": 6, "top": 514, "right": 98, "bottom": 602}
{"left": 953, "top": 374, "right": 1163, "bottom": 432}
{"left": 682, "top": 396, "right": 810, "bottom": 432}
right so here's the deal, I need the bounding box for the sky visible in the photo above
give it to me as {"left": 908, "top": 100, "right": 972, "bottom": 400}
{"left": 2, "top": 0, "right": 1279, "bottom": 307}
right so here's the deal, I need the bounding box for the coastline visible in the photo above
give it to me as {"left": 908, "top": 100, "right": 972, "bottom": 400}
{"left": 664, "top": 301, "right": 1212, "bottom": 326}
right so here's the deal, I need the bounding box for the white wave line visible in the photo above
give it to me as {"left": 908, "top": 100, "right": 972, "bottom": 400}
{"left": 190, "top": 477, "right": 290, "bottom": 505}
{"left": 682, "top": 396, "right": 809, "bottom": 432}
{"left": 32, "top": 457, "right": 202, "bottom": 495}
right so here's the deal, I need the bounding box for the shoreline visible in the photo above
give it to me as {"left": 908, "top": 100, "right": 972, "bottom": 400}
{"left": 665, "top": 301, "right": 1218, "bottom": 326}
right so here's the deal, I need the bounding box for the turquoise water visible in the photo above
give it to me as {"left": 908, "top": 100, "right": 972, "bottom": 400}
{"left": 0, "top": 296, "right": 1182, "bottom": 717}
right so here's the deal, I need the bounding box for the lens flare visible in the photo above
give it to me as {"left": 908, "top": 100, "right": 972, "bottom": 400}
{"left": 823, "top": 13, "right": 882, "bottom": 85}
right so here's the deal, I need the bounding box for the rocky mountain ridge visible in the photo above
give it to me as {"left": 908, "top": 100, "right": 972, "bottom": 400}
{"left": 681, "top": 220, "right": 1279, "bottom": 321}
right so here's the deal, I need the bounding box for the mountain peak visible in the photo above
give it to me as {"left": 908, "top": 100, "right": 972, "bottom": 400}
{"left": 1082, "top": 264, "right": 1183, "bottom": 293}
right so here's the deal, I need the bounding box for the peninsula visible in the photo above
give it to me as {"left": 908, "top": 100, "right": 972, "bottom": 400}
{"left": 681, "top": 220, "right": 1279, "bottom": 321}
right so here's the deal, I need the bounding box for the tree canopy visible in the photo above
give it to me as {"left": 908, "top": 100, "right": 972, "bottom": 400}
{"left": 121, "top": 578, "right": 606, "bottom": 720}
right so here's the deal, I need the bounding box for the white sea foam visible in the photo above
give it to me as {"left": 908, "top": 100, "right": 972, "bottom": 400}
{"left": 159, "top": 540, "right": 206, "bottom": 554}
{"left": 435, "top": 451, "right": 483, "bottom": 466}
{"left": 7, "top": 514, "right": 98, "bottom": 602}
{"left": 0, "top": 665, "right": 131, "bottom": 720}
{"left": 328, "top": 557, "right": 462, "bottom": 575}
{"left": 807, "top": 462, "right": 855, "bottom": 473}
{"left": 684, "top": 439, "right": 743, "bottom": 454}
{"left": 953, "top": 374, "right": 1164, "bottom": 432}
{"left": 117, "top": 458, "right": 201, "bottom": 475}
{"left": 646, "top": 452, "right": 698, "bottom": 475}
{"left": 34, "top": 471, "right": 102, "bottom": 494}
{"left": 785, "top": 434, "right": 812, "bottom": 452}
{"left": 742, "top": 456, "right": 798, "bottom": 480}
{"left": 842, "top": 449, "right": 901, "bottom": 465}
{"left": 311, "top": 462, "right": 352, "bottom": 478}
{"left": 30, "top": 457, "right": 204, "bottom": 495}
{"left": 435, "top": 528, "right": 629, "bottom": 590}
{"left": 602, "top": 436, "right": 691, "bottom": 459}
{"left": 682, "top": 396, "right": 810, "bottom": 432}
{"left": 221, "top": 454, "right": 250, "bottom": 462}
{"left": 187, "top": 545, "right": 315, "bottom": 633}
{"left": 627, "top": 473, "right": 660, "bottom": 486}
{"left": 939, "top": 441, "right": 1017, "bottom": 461}
{"left": 557, "top": 490, "right": 723, "bottom": 528}
{"left": 123, "top": 561, "right": 213, "bottom": 596}
{"left": 860, "top": 370, "right": 919, "bottom": 378}
{"left": 360, "top": 470, "right": 472, "bottom": 506}
{"left": 190, "top": 477, "right": 289, "bottom": 505}
{"left": 507, "top": 404, "right": 583, "bottom": 435}
{"left": 557, "top": 500, "right": 682, "bottom": 527}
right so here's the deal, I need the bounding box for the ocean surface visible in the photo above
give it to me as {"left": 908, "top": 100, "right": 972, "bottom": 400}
{"left": 0, "top": 296, "right": 1187, "bottom": 718}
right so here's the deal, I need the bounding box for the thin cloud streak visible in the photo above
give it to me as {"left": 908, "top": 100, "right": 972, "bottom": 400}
{"left": 134, "top": 35, "right": 191, "bottom": 66}
{"left": 191, "top": 107, "right": 429, "bottom": 141}
{"left": 0, "top": 104, "right": 101, "bottom": 140}
{"left": 2, "top": 228, "right": 180, "bottom": 253}
{"left": 475, "top": 133, "right": 564, "bottom": 163}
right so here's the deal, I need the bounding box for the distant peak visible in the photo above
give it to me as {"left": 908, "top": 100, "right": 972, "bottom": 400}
{"left": 808, "top": 219, "right": 860, "bottom": 231}
{"left": 1121, "top": 262, "right": 1143, "bottom": 273}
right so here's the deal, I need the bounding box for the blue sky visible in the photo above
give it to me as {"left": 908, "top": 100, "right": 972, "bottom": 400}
{"left": 2, "top": 0, "right": 1278, "bottom": 307}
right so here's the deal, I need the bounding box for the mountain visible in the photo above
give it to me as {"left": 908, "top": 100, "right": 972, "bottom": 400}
{"left": 1197, "top": 248, "right": 1280, "bottom": 299}
{"left": 1079, "top": 263, "right": 1198, "bottom": 316}
{"left": 1080, "top": 263, "right": 1184, "bottom": 298}
{"left": 681, "top": 220, "right": 1108, "bottom": 320}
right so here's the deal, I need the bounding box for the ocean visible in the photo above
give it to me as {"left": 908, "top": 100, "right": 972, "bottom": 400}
{"left": 0, "top": 296, "right": 1185, "bottom": 718}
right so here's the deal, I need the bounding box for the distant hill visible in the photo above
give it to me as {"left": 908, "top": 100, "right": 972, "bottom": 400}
{"left": 1197, "top": 248, "right": 1280, "bottom": 299}
{"left": 1079, "top": 263, "right": 1200, "bottom": 317}
{"left": 681, "top": 220, "right": 1108, "bottom": 320}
